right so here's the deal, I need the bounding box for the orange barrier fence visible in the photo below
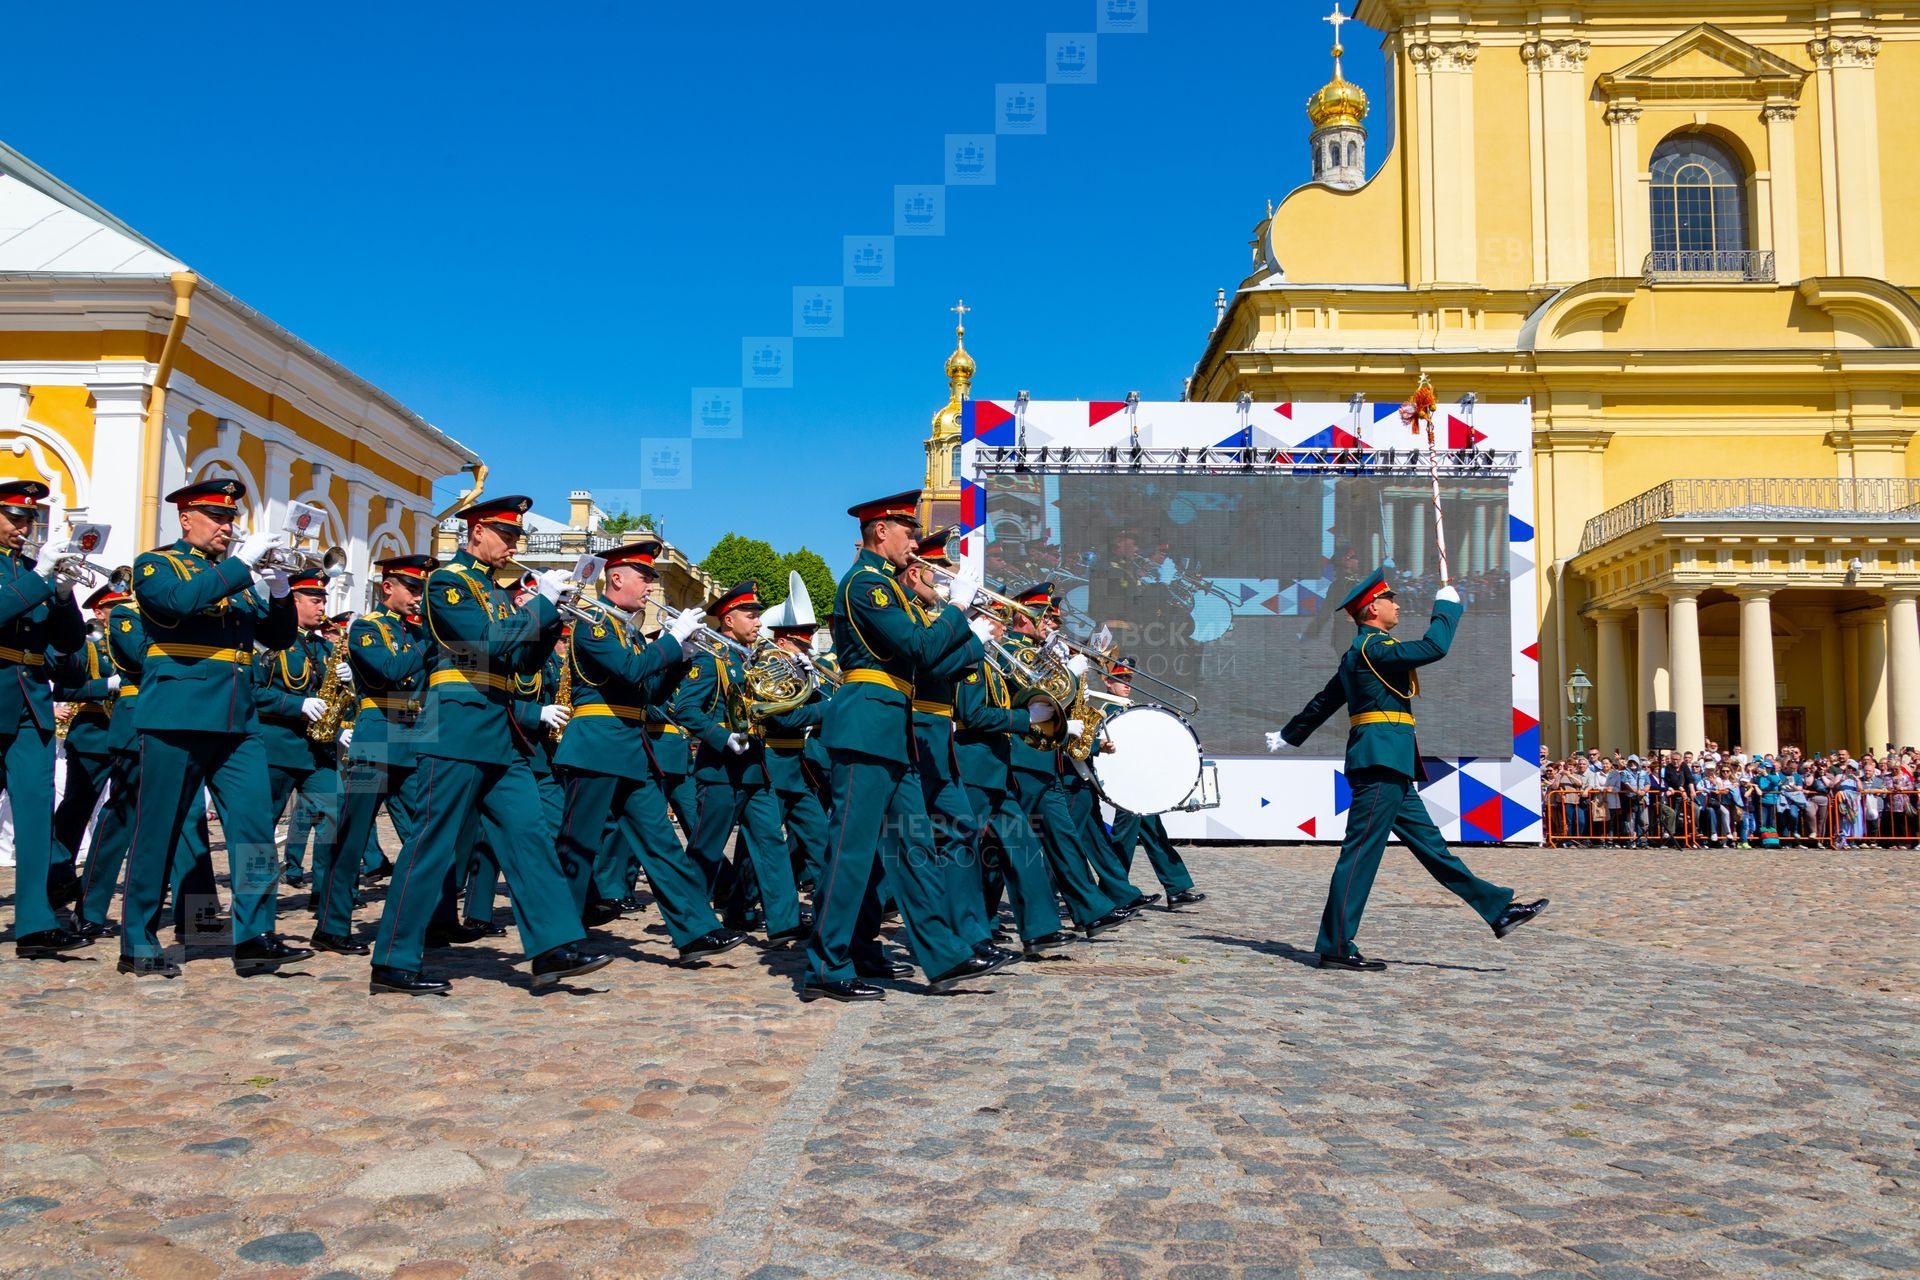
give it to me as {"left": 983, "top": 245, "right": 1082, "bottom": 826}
{"left": 1543, "top": 787, "right": 1920, "bottom": 848}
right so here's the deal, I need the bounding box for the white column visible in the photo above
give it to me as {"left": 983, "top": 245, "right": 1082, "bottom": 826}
{"left": 1736, "top": 587, "right": 1780, "bottom": 756}
{"left": 343, "top": 479, "right": 374, "bottom": 615}
{"left": 1860, "top": 607, "right": 1890, "bottom": 753}
{"left": 86, "top": 383, "right": 150, "bottom": 565}
{"left": 1841, "top": 614, "right": 1864, "bottom": 749}
{"left": 1885, "top": 588, "right": 1920, "bottom": 750}
{"left": 1667, "top": 588, "right": 1704, "bottom": 753}
{"left": 1409, "top": 509, "right": 1427, "bottom": 579}
{"left": 411, "top": 509, "right": 432, "bottom": 558}
{"left": 1763, "top": 105, "right": 1802, "bottom": 281}
{"left": 1471, "top": 502, "right": 1489, "bottom": 576}
{"left": 1636, "top": 597, "right": 1670, "bottom": 754}
{"left": 260, "top": 437, "right": 296, "bottom": 539}
{"left": 1820, "top": 622, "right": 1846, "bottom": 751}
{"left": 1594, "top": 609, "right": 1629, "bottom": 755}
{"left": 155, "top": 393, "right": 197, "bottom": 543}
{"left": 1381, "top": 497, "right": 1398, "bottom": 567}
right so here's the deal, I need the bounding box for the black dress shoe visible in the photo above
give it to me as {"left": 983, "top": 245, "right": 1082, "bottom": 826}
{"left": 614, "top": 896, "right": 647, "bottom": 913}
{"left": 233, "top": 933, "right": 313, "bottom": 975}
{"left": 1126, "top": 892, "right": 1163, "bottom": 910}
{"left": 1022, "top": 932, "right": 1075, "bottom": 957}
{"left": 764, "top": 926, "right": 809, "bottom": 947}
{"left": 361, "top": 859, "right": 394, "bottom": 883}
{"left": 530, "top": 944, "right": 612, "bottom": 988}
{"left": 425, "top": 920, "right": 490, "bottom": 948}
{"left": 853, "top": 959, "right": 914, "bottom": 980}
{"left": 16, "top": 927, "right": 92, "bottom": 958}
{"left": 369, "top": 964, "right": 450, "bottom": 995}
{"left": 476, "top": 920, "right": 508, "bottom": 937}
{"left": 1316, "top": 952, "right": 1387, "bottom": 972}
{"left": 800, "top": 979, "right": 885, "bottom": 1002}
{"left": 117, "top": 954, "right": 181, "bottom": 978}
{"left": 310, "top": 931, "right": 370, "bottom": 955}
{"left": 928, "top": 948, "right": 1017, "bottom": 992}
{"left": 1084, "top": 909, "right": 1130, "bottom": 938}
{"left": 581, "top": 900, "right": 624, "bottom": 927}
{"left": 1493, "top": 897, "right": 1550, "bottom": 938}
{"left": 283, "top": 870, "right": 307, "bottom": 889}
{"left": 991, "top": 925, "right": 1013, "bottom": 943}
{"left": 73, "top": 918, "right": 121, "bottom": 941}
{"left": 48, "top": 875, "right": 83, "bottom": 909}
{"left": 1167, "top": 889, "right": 1208, "bottom": 906}
{"left": 797, "top": 909, "right": 815, "bottom": 931}
{"left": 678, "top": 929, "right": 749, "bottom": 962}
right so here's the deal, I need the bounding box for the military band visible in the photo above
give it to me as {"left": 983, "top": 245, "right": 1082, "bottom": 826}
{"left": 7, "top": 478, "right": 1559, "bottom": 1001}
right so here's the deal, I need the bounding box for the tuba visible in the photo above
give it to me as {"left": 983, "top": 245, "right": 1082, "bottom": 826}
{"left": 991, "top": 640, "right": 1078, "bottom": 752}
{"left": 307, "top": 636, "right": 357, "bottom": 742}
{"left": 743, "top": 641, "right": 814, "bottom": 722}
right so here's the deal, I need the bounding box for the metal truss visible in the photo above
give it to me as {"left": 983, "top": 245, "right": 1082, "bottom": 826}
{"left": 972, "top": 445, "right": 1523, "bottom": 477}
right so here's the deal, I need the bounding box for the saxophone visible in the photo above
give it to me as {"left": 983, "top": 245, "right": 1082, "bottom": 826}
{"left": 550, "top": 651, "right": 574, "bottom": 745}
{"left": 307, "top": 637, "right": 356, "bottom": 742}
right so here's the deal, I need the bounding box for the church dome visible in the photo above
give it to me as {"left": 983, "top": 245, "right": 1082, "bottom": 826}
{"left": 1307, "top": 55, "right": 1368, "bottom": 130}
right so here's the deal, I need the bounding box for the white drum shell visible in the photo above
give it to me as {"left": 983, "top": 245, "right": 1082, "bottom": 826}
{"left": 1092, "top": 705, "right": 1203, "bottom": 815}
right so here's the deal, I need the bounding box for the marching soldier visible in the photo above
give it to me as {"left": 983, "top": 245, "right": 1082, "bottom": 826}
{"left": 121, "top": 479, "right": 309, "bottom": 976}
{"left": 282, "top": 611, "right": 358, "bottom": 887}
{"left": 312, "top": 554, "right": 431, "bottom": 954}
{"left": 1002, "top": 585, "right": 1135, "bottom": 939}
{"left": 367, "top": 494, "right": 603, "bottom": 994}
{"left": 1268, "top": 569, "right": 1548, "bottom": 969}
{"left": 670, "top": 581, "right": 805, "bottom": 946}
{"left": 1098, "top": 658, "right": 1205, "bottom": 907}
{"left": 255, "top": 569, "right": 343, "bottom": 891}
{"left": 952, "top": 605, "right": 1074, "bottom": 957}
{"left": 757, "top": 575, "right": 833, "bottom": 895}
{"left": 803, "top": 491, "right": 1018, "bottom": 1002}
{"left": 73, "top": 574, "right": 215, "bottom": 942}
{"left": 49, "top": 580, "right": 125, "bottom": 906}
{"left": 547, "top": 540, "right": 738, "bottom": 958}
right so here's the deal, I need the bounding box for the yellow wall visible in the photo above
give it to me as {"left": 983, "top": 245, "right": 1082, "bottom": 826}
{"left": 26, "top": 386, "right": 96, "bottom": 462}
{"left": 1879, "top": 40, "right": 1920, "bottom": 285}
{"left": 1264, "top": 141, "right": 1408, "bottom": 285}
{"left": 1473, "top": 50, "right": 1535, "bottom": 292}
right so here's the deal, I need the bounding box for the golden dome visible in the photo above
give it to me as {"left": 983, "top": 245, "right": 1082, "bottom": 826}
{"left": 930, "top": 307, "right": 972, "bottom": 439}
{"left": 1307, "top": 47, "right": 1369, "bottom": 129}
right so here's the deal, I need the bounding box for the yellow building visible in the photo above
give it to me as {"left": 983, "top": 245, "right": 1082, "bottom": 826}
{"left": 0, "top": 140, "right": 481, "bottom": 608}
{"left": 920, "top": 304, "right": 973, "bottom": 533}
{"left": 1188, "top": 1, "right": 1920, "bottom": 758}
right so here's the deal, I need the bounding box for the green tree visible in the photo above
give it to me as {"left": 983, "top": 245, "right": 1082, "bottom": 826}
{"left": 700, "top": 533, "right": 785, "bottom": 601}
{"left": 597, "top": 507, "right": 661, "bottom": 538}
{"left": 781, "top": 547, "right": 836, "bottom": 620}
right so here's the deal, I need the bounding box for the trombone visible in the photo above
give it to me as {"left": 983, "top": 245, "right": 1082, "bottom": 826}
{"left": 504, "top": 556, "right": 754, "bottom": 660}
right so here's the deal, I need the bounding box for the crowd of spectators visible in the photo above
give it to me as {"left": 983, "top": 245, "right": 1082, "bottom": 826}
{"left": 1540, "top": 740, "right": 1919, "bottom": 849}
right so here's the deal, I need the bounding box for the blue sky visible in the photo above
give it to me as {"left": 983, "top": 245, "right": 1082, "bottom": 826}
{"left": 7, "top": 0, "right": 1386, "bottom": 561}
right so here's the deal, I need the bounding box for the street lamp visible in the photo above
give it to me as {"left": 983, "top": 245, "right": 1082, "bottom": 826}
{"left": 1565, "top": 666, "right": 1593, "bottom": 756}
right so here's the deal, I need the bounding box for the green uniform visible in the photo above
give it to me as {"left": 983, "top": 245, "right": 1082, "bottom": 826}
{"left": 77, "top": 602, "right": 213, "bottom": 930}
{"left": 671, "top": 645, "right": 801, "bottom": 938}
{"left": 52, "top": 634, "right": 116, "bottom": 880}
{"left": 254, "top": 630, "right": 341, "bottom": 882}
{"left": 761, "top": 670, "right": 831, "bottom": 891}
{"left": 0, "top": 552, "right": 85, "bottom": 937}
{"left": 550, "top": 609, "right": 719, "bottom": 942}
{"left": 1279, "top": 598, "right": 1513, "bottom": 959}
{"left": 1108, "top": 809, "right": 1195, "bottom": 895}
{"left": 369, "top": 552, "right": 584, "bottom": 974}
{"left": 643, "top": 689, "right": 698, "bottom": 833}
{"left": 454, "top": 648, "right": 567, "bottom": 929}
{"left": 1003, "top": 633, "right": 1129, "bottom": 927}
{"left": 317, "top": 605, "right": 424, "bottom": 938}
{"left": 123, "top": 543, "right": 296, "bottom": 959}
{"left": 911, "top": 629, "right": 993, "bottom": 948}
{"left": 805, "top": 551, "right": 983, "bottom": 985}
{"left": 952, "top": 655, "right": 1058, "bottom": 945}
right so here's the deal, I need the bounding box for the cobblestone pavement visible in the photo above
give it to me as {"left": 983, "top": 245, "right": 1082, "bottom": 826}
{"left": 2, "top": 843, "right": 1916, "bottom": 1280}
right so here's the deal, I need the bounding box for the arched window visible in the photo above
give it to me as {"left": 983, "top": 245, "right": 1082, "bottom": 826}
{"left": 1650, "top": 134, "right": 1747, "bottom": 259}
{"left": 1346, "top": 141, "right": 1357, "bottom": 168}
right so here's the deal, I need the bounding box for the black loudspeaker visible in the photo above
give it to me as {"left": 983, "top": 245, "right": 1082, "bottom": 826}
{"left": 1648, "top": 710, "right": 1677, "bottom": 752}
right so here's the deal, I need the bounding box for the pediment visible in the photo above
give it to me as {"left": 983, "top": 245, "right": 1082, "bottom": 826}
{"left": 1596, "top": 23, "right": 1807, "bottom": 102}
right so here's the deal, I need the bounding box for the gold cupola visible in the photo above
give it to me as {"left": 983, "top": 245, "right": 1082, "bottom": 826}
{"left": 920, "top": 301, "right": 972, "bottom": 530}
{"left": 1306, "top": 4, "right": 1369, "bottom": 131}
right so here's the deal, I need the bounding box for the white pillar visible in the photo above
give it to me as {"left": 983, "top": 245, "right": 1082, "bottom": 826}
{"left": 1736, "top": 587, "right": 1780, "bottom": 756}
{"left": 1820, "top": 622, "right": 1846, "bottom": 752}
{"left": 1409, "top": 509, "right": 1427, "bottom": 580}
{"left": 1381, "top": 497, "right": 1398, "bottom": 567}
{"left": 1667, "top": 588, "right": 1704, "bottom": 753}
{"left": 1471, "top": 502, "right": 1489, "bottom": 576}
{"left": 1885, "top": 588, "right": 1920, "bottom": 751}
{"left": 343, "top": 479, "right": 374, "bottom": 616}
{"left": 260, "top": 439, "right": 297, "bottom": 538}
{"left": 1860, "top": 607, "right": 1889, "bottom": 753}
{"left": 85, "top": 383, "right": 150, "bottom": 565}
{"left": 1594, "top": 609, "right": 1629, "bottom": 755}
{"left": 1841, "top": 614, "right": 1864, "bottom": 750}
{"left": 1636, "top": 597, "right": 1670, "bottom": 754}
{"left": 411, "top": 509, "right": 432, "bottom": 558}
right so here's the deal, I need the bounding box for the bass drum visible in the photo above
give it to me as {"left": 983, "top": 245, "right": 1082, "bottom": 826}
{"left": 1091, "top": 705, "right": 1203, "bottom": 815}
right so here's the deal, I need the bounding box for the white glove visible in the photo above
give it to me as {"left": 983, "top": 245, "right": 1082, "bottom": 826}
{"left": 945, "top": 560, "right": 983, "bottom": 611}
{"left": 1435, "top": 584, "right": 1460, "bottom": 604}
{"left": 32, "top": 540, "right": 74, "bottom": 581}
{"left": 255, "top": 565, "right": 290, "bottom": 598}
{"left": 532, "top": 569, "right": 573, "bottom": 606}
{"left": 540, "top": 704, "right": 571, "bottom": 729}
{"left": 726, "top": 732, "right": 751, "bottom": 754}
{"left": 1027, "top": 701, "right": 1055, "bottom": 726}
{"left": 669, "top": 609, "right": 704, "bottom": 643}
{"left": 231, "top": 531, "right": 284, "bottom": 569}
{"left": 106, "top": 674, "right": 123, "bottom": 692}
{"left": 969, "top": 616, "right": 996, "bottom": 645}
{"left": 300, "top": 696, "right": 326, "bottom": 722}
{"left": 335, "top": 662, "right": 353, "bottom": 684}
{"left": 1266, "top": 731, "right": 1296, "bottom": 753}
{"left": 337, "top": 727, "right": 353, "bottom": 752}
{"left": 1065, "top": 718, "right": 1085, "bottom": 738}
{"left": 1066, "top": 654, "right": 1090, "bottom": 678}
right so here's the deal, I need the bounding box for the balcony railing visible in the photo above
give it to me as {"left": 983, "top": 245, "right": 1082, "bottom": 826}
{"left": 524, "top": 532, "right": 618, "bottom": 556}
{"left": 1582, "top": 478, "right": 1920, "bottom": 551}
{"left": 1642, "top": 249, "right": 1776, "bottom": 284}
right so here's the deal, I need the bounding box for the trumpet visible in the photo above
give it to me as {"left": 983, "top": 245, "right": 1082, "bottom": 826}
{"left": 906, "top": 526, "right": 1043, "bottom": 621}
{"left": 504, "top": 557, "right": 618, "bottom": 627}
{"left": 656, "top": 601, "right": 755, "bottom": 660}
